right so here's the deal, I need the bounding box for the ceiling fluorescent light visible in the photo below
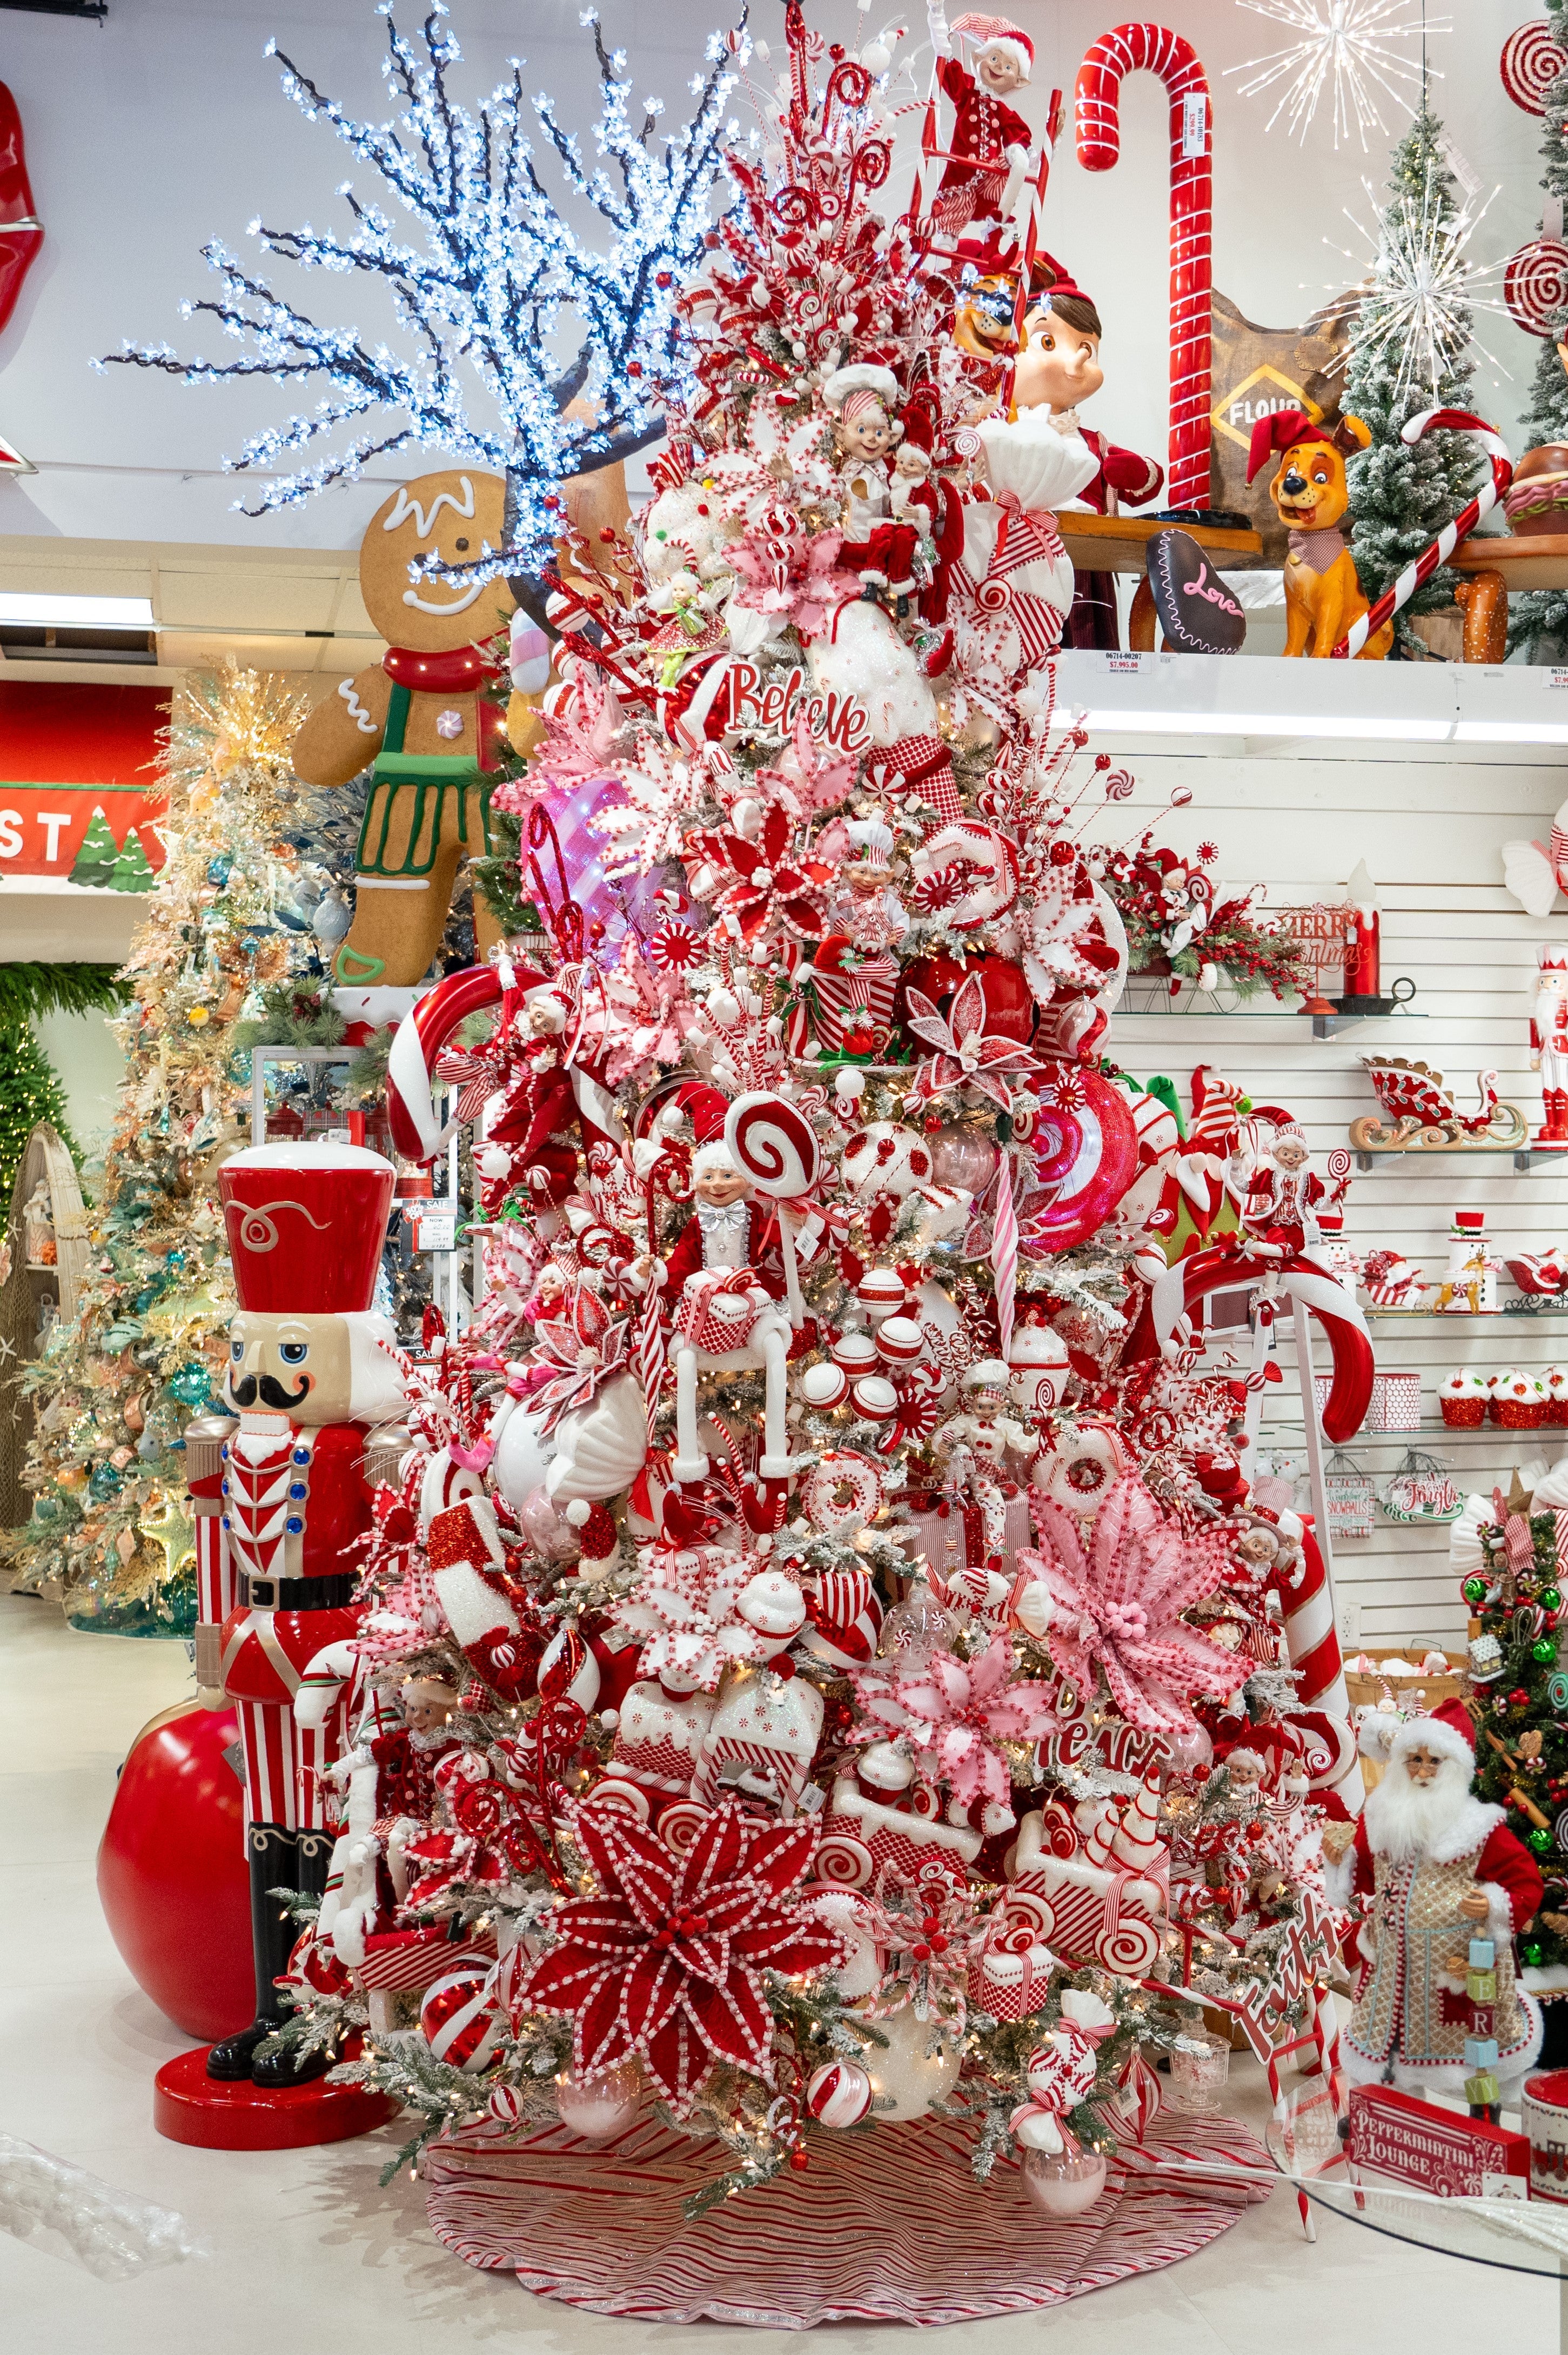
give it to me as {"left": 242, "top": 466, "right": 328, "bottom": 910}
{"left": 0, "top": 592, "right": 155, "bottom": 629}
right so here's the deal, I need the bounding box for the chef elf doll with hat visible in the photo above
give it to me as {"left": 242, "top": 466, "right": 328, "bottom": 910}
{"left": 204, "top": 1142, "right": 408, "bottom": 2088}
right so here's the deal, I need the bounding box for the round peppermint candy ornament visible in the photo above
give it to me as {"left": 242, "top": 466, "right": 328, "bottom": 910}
{"left": 806, "top": 2058, "right": 873, "bottom": 2129}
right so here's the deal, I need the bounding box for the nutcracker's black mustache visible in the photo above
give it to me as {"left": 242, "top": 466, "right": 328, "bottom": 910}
{"left": 230, "top": 1373, "right": 311, "bottom": 1410}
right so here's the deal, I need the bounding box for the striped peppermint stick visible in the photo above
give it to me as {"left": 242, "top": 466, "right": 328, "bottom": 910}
{"left": 991, "top": 1148, "right": 1020, "bottom": 1365}
{"left": 1332, "top": 408, "right": 1514, "bottom": 658}
{"left": 633, "top": 1292, "right": 668, "bottom": 1445}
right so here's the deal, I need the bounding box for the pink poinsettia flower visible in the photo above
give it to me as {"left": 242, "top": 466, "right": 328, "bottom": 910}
{"left": 1015, "top": 1476, "right": 1246, "bottom": 1734}
{"left": 521, "top": 1281, "right": 629, "bottom": 1434}
{"left": 903, "top": 971, "right": 1039, "bottom": 1114}
{"left": 853, "top": 1633, "right": 1061, "bottom": 1812}
{"left": 491, "top": 677, "right": 624, "bottom": 813}
{"left": 753, "top": 713, "right": 858, "bottom": 820}
{"left": 514, "top": 1798, "right": 845, "bottom": 2116}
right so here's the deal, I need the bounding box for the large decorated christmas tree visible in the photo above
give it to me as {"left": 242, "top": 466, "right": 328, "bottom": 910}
{"left": 240, "top": 8, "right": 1363, "bottom": 2312}
{"left": 3, "top": 666, "right": 360, "bottom": 1629}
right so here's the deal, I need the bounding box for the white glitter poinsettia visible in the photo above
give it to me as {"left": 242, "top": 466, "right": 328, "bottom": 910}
{"left": 903, "top": 971, "right": 1038, "bottom": 1113}
{"left": 849, "top": 1632, "right": 1060, "bottom": 1816}
{"left": 1015, "top": 1476, "right": 1247, "bottom": 1733}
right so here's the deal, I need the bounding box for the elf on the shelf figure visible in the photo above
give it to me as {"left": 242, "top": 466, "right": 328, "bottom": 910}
{"left": 206, "top": 1143, "right": 407, "bottom": 2086}
{"left": 1324, "top": 1704, "right": 1544, "bottom": 2101}
{"left": 1010, "top": 259, "right": 1165, "bottom": 651}
{"left": 823, "top": 364, "right": 924, "bottom": 606}
{"left": 631, "top": 1088, "right": 786, "bottom": 1305}
{"left": 1530, "top": 948, "right": 1568, "bottom": 1146}
{"left": 926, "top": 4, "right": 1035, "bottom": 240}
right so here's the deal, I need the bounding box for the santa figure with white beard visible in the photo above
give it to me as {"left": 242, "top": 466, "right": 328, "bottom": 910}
{"left": 1324, "top": 1702, "right": 1544, "bottom": 2099}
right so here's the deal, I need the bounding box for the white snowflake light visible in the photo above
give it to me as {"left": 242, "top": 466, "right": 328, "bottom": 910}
{"left": 96, "top": 3, "right": 741, "bottom": 583}
{"left": 1316, "top": 159, "right": 1512, "bottom": 412}
{"left": 1226, "top": 0, "right": 1443, "bottom": 150}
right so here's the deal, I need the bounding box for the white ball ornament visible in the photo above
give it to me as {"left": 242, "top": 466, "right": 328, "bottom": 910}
{"left": 860, "top": 2004, "right": 962, "bottom": 2122}
{"left": 835, "top": 1066, "right": 867, "bottom": 1103}
{"left": 875, "top": 1314, "right": 925, "bottom": 1364}
{"left": 798, "top": 1360, "right": 850, "bottom": 1409}
{"left": 806, "top": 2059, "right": 874, "bottom": 2129}
{"left": 831, "top": 1332, "right": 881, "bottom": 1376}
{"left": 850, "top": 1375, "right": 900, "bottom": 1422}
{"left": 555, "top": 2062, "right": 642, "bottom": 2143}
{"left": 1019, "top": 2147, "right": 1109, "bottom": 2217}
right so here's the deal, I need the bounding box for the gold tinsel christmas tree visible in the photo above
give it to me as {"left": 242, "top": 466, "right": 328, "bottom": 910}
{"left": 3, "top": 664, "right": 359, "bottom": 1631}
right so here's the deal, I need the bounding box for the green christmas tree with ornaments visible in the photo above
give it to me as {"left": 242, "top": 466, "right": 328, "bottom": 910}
{"left": 2, "top": 666, "right": 360, "bottom": 1630}
{"left": 1460, "top": 1473, "right": 1568, "bottom": 1979}
{"left": 1341, "top": 104, "right": 1481, "bottom": 658}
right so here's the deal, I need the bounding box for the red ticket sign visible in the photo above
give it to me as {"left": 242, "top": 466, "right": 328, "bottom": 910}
{"left": 0, "top": 682, "right": 168, "bottom": 878}
{"left": 1346, "top": 2084, "right": 1530, "bottom": 2199}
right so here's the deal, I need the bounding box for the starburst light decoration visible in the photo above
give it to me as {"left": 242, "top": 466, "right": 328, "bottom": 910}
{"left": 1226, "top": 0, "right": 1442, "bottom": 150}
{"left": 1317, "top": 159, "right": 1511, "bottom": 411}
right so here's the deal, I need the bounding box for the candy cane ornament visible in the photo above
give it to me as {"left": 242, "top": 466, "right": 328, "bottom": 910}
{"left": 385, "top": 960, "right": 626, "bottom": 1166}
{"left": 1122, "top": 1242, "right": 1375, "bottom": 1443}
{"left": 1332, "top": 410, "right": 1514, "bottom": 659}
{"left": 1076, "top": 25, "right": 1212, "bottom": 511}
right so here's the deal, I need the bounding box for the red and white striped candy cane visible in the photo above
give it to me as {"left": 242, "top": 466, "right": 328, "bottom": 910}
{"left": 1277, "top": 1523, "right": 1356, "bottom": 1791}
{"left": 1332, "top": 409, "right": 1514, "bottom": 659}
{"left": 1076, "top": 25, "right": 1212, "bottom": 511}
{"left": 1124, "top": 1243, "right": 1375, "bottom": 1442}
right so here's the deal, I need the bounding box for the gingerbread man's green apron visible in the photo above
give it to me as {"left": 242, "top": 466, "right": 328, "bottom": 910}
{"left": 334, "top": 680, "right": 497, "bottom": 986}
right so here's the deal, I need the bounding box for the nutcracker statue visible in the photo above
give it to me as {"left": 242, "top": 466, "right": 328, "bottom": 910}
{"left": 1530, "top": 949, "right": 1568, "bottom": 1146}
{"left": 205, "top": 1143, "right": 407, "bottom": 2088}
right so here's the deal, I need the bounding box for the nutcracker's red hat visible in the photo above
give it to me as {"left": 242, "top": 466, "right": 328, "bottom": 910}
{"left": 219, "top": 1142, "right": 396, "bottom": 1314}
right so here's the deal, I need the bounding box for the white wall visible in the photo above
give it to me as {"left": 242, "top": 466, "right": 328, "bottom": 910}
{"left": 0, "top": 0, "right": 1556, "bottom": 553}
{"left": 32, "top": 1005, "right": 124, "bottom": 1174}
{"left": 1087, "top": 693, "right": 1568, "bottom": 1656}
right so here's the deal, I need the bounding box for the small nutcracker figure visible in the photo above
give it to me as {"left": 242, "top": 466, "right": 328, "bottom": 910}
{"left": 1531, "top": 949, "right": 1568, "bottom": 1145}
{"left": 205, "top": 1143, "right": 408, "bottom": 2087}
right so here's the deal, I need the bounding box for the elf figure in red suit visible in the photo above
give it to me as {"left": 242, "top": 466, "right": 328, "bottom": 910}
{"left": 1008, "top": 258, "right": 1166, "bottom": 651}
{"left": 206, "top": 1143, "right": 408, "bottom": 2086}
{"left": 1323, "top": 1704, "right": 1544, "bottom": 2101}
{"left": 926, "top": 5, "right": 1036, "bottom": 239}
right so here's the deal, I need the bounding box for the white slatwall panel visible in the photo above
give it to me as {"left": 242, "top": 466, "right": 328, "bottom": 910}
{"left": 1087, "top": 727, "right": 1568, "bottom": 1653}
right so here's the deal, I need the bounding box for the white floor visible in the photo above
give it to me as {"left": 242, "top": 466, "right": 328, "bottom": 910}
{"left": 1, "top": 1585, "right": 1559, "bottom": 2353}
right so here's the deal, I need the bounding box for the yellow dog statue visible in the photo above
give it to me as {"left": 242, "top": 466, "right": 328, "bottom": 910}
{"left": 1247, "top": 410, "right": 1392, "bottom": 660}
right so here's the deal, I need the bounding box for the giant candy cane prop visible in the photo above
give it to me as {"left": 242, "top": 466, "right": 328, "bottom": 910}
{"left": 1075, "top": 26, "right": 1212, "bottom": 511}
{"left": 1332, "top": 409, "right": 1513, "bottom": 658}
{"left": 385, "top": 960, "right": 625, "bottom": 1165}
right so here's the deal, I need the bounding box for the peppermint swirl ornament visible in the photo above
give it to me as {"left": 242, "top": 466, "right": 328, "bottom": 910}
{"left": 1502, "top": 20, "right": 1566, "bottom": 115}
{"left": 1505, "top": 238, "right": 1568, "bottom": 338}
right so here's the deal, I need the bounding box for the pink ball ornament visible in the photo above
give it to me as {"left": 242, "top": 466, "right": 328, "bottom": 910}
{"left": 421, "top": 1968, "right": 502, "bottom": 2073}
{"left": 850, "top": 1374, "right": 900, "bottom": 1421}
{"left": 805, "top": 2059, "right": 873, "bottom": 2129}
{"left": 798, "top": 1359, "right": 850, "bottom": 1409}
{"left": 555, "top": 2062, "right": 642, "bottom": 2142}
{"left": 875, "top": 1314, "right": 925, "bottom": 1364}
{"left": 1163, "top": 1721, "right": 1214, "bottom": 1779}
{"left": 1019, "top": 2147, "right": 1109, "bottom": 2217}
{"left": 928, "top": 1123, "right": 996, "bottom": 1195}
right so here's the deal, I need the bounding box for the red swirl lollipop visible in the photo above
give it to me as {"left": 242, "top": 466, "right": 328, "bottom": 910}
{"left": 1017, "top": 1062, "right": 1140, "bottom": 1253}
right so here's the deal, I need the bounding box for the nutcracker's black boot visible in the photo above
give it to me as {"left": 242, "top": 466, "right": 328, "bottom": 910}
{"left": 250, "top": 1825, "right": 332, "bottom": 2088}
{"left": 207, "top": 1823, "right": 299, "bottom": 2080}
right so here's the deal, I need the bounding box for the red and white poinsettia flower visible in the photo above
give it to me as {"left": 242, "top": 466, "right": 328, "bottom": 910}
{"left": 726, "top": 506, "right": 862, "bottom": 643}
{"left": 1020, "top": 858, "right": 1128, "bottom": 1004}
{"left": 683, "top": 802, "right": 834, "bottom": 946}
{"left": 903, "top": 971, "right": 1040, "bottom": 1114}
{"left": 1015, "top": 1475, "right": 1245, "bottom": 1734}
{"left": 614, "top": 1544, "right": 804, "bottom": 1693}
{"left": 514, "top": 1797, "right": 846, "bottom": 2116}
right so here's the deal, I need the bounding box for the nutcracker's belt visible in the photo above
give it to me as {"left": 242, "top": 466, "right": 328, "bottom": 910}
{"left": 356, "top": 752, "right": 492, "bottom": 880}
{"left": 240, "top": 1572, "right": 358, "bottom": 1610}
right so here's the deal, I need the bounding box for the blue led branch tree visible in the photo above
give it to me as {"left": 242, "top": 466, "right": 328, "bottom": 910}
{"left": 100, "top": 2, "right": 742, "bottom": 579}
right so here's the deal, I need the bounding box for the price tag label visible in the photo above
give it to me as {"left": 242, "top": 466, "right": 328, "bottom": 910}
{"left": 414, "top": 1208, "right": 457, "bottom": 1253}
{"left": 1181, "top": 91, "right": 1207, "bottom": 158}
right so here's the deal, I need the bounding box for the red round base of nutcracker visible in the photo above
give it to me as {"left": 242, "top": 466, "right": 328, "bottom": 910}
{"left": 157, "top": 1143, "right": 408, "bottom": 2146}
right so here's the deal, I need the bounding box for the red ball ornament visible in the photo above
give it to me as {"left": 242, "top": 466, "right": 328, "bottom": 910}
{"left": 96, "top": 1699, "right": 253, "bottom": 2043}
{"left": 897, "top": 950, "right": 1037, "bottom": 1047}
{"left": 1510, "top": 1687, "right": 1533, "bottom": 1710}
{"left": 421, "top": 1967, "right": 502, "bottom": 2073}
